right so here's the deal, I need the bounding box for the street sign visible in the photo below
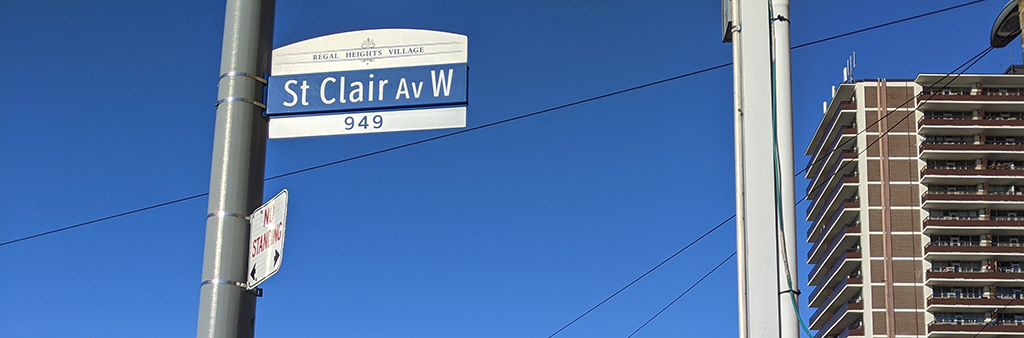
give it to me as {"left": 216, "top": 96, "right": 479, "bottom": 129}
{"left": 266, "top": 63, "right": 468, "bottom": 116}
{"left": 247, "top": 189, "right": 288, "bottom": 289}
{"left": 267, "top": 28, "right": 469, "bottom": 139}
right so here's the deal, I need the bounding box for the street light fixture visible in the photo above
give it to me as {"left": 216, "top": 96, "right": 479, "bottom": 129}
{"left": 991, "top": 0, "right": 1021, "bottom": 48}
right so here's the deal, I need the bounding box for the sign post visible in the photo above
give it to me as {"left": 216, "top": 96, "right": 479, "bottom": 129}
{"left": 196, "top": 1, "right": 274, "bottom": 338}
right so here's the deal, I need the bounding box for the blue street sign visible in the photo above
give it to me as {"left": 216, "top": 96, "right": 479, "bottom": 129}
{"left": 266, "top": 63, "right": 468, "bottom": 116}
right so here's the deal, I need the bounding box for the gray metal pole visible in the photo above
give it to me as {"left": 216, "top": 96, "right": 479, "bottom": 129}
{"left": 731, "top": 0, "right": 788, "bottom": 336}
{"left": 196, "top": 1, "right": 275, "bottom": 338}
{"left": 769, "top": 1, "right": 800, "bottom": 338}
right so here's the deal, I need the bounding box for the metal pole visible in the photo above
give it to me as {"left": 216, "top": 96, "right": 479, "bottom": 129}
{"left": 196, "top": 1, "right": 275, "bottom": 338}
{"left": 731, "top": 0, "right": 792, "bottom": 336}
{"left": 769, "top": 1, "right": 800, "bottom": 338}
{"left": 729, "top": 0, "right": 748, "bottom": 336}
{"left": 1019, "top": 0, "right": 1023, "bottom": 63}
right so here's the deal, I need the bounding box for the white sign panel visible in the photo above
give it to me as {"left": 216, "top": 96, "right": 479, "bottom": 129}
{"left": 269, "top": 106, "right": 466, "bottom": 139}
{"left": 272, "top": 28, "right": 467, "bottom": 75}
{"left": 267, "top": 29, "right": 469, "bottom": 139}
{"left": 247, "top": 189, "right": 288, "bottom": 289}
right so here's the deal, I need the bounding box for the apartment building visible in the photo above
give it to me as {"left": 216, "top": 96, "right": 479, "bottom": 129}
{"left": 804, "top": 69, "right": 1024, "bottom": 338}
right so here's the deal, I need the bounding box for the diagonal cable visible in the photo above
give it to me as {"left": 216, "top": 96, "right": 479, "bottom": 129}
{"left": 545, "top": 216, "right": 734, "bottom": 338}
{"left": 624, "top": 251, "right": 736, "bottom": 338}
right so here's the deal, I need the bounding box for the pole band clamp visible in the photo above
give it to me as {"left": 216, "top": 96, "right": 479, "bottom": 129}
{"left": 779, "top": 289, "right": 802, "bottom": 295}
{"left": 206, "top": 210, "right": 250, "bottom": 221}
{"left": 216, "top": 97, "right": 267, "bottom": 110}
{"left": 200, "top": 279, "right": 247, "bottom": 289}
{"left": 219, "top": 71, "right": 268, "bottom": 85}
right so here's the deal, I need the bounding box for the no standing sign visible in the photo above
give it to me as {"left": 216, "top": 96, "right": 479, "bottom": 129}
{"left": 247, "top": 189, "right": 288, "bottom": 289}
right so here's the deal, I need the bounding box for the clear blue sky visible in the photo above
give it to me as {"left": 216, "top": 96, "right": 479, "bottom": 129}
{"left": 1, "top": 1, "right": 1020, "bottom": 337}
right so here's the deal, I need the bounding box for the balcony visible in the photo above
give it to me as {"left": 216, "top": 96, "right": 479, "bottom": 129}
{"left": 807, "top": 174, "right": 858, "bottom": 224}
{"left": 810, "top": 248, "right": 861, "bottom": 287}
{"left": 806, "top": 101, "right": 856, "bottom": 167}
{"left": 809, "top": 228, "right": 860, "bottom": 278}
{"left": 922, "top": 191, "right": 1024, "bottom": 209}
{"left": 926, "top": 267, "right": 1024, "bottom": 284}
{"left": 808, "top": 124, "right": 858, "bottom": 180}
{"left": 929, "top": 320, "right": 1024, "bottom": 337}
{"left": 808, "top": 198, "right": 860, "bottom": 243}
{"left": 808, "top": 223, "right": 860, "bottom": 263}
{"left": 918, "top": 89, "right": 1024, "bottom": 112}
{"left": 920, "top": 166, "right": 1024, "bottom": 184}
{"left": 921, "top": 141, "right": 1024, "bottom": 154}
{"left": 812, "top": 301, "right": 863, "bottom": 338}
{"left": 925, "top": 242, "right": 1024, "bottom": 261}
{"left": 928, "top": 294, "right": 1024, "bottom": 309}
{"left": 919, "top": 115, "right": 1024, "bottom": 134}
{"left": 923, "top": 216, "right": 1024, "bottom": 234}
{"left": 809, "top": 274, "right": 863, "bottom": 308}
{"left": 810, "top": 278, "right": 863, "bottom": 328}
{"left": 807, "top": 151, "right": 857, "bottom": 198}
{"left": 837, "top": 326, "right": 865, "bottom": 338}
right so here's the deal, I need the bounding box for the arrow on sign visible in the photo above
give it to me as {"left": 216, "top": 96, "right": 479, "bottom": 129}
{"left": 250, "top": 266, "right": 257, "bottom": 280}
{"left": 274, "top": 250, "right": 280, "bottom": 265}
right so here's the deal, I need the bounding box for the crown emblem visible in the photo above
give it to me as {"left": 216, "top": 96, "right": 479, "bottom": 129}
{"left": 361, "top": 38, "right": 375, "bottom": 49}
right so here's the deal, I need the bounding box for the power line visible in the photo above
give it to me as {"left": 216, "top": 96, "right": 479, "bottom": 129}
{"left": 0, "top": 1, "right": 985, "bottom": 247}
{"left": 545, "top": 216, "right": 734, "bottom": 338}
{"left": 790, "top": 0, "right": 986, "bottom": 50}
{"left": 0, "top": 193, "right": 208, "bottom": 247}
{"left": 624, "top": 251, "right": 736, "bottom": 338}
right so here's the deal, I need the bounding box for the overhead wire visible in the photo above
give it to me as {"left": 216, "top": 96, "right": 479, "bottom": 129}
{"left": 0, "top": 0, "right": 987, "bottom": 248}
{"left": 544, "top": 216, "right": 734, "bottom": 338}
{"left": 624, "top": 251, "right": 736, "bottom": 338}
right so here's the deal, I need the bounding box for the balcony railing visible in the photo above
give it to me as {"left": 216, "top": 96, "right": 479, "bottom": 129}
{"left": 927, "top": 268, "right": 1024, "bottom": 280}
{"left": 930, "top": 320, "right": 1024, "bottom": 333}
{"left": 920, "top": 141, "right": 1024, "bottom": 152}
{"left": 922, "top": 191, "right": 1024, "bottom": 204}
{"left": 923, "top": 216, "right": 1024, "bottom": 231}
{"left": 983, "top": 88, "right": 1024, "bottom": 96}
{"left": 920, "top": 165, "right": 1024, "bottom": 178}
{"left": 810, "top": 248, "right": 861, "bottom": 286}
{"left": 919, "top": 113, "right": 1024, "bottom": 126}
{"left": 809, "top": 122, "right": 857, "bottom": 175}
{"left": 808, "top": 150, "right": 857, "bottom": 197}
{"left": 813, "top": 301, "right": 863, "bottom": 338}
{"left": 812, "top": 196, "right": 859, "bottom": 226}
{"left": 808, "top": 198, "right": 859, "bottom": 240}
{"left": 808, "top": 174, "right": 857, "bottom": 218}
{"left": 928, "top": 241, "right": 981, "bottom": 247}
{"left": 929, "top": 295, "right": 1024, "bottom": 307}
{"left": 919, "top": 89, "right": 1024, "bottom": 103}
{"left": 809, "top": 274, "right": 862, "bottom": 307}
{"left": 809, "top": 223, "right": 859, "bottom": 262}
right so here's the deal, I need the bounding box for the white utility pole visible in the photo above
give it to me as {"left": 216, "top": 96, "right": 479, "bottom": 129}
{"left": 725, "top": 0, "right": 800, "bottom": 337}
